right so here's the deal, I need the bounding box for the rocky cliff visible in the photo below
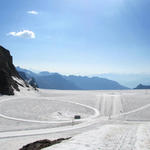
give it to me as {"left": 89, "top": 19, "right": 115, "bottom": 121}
{"left": 0, "top": 46, "right": 27, "bottom": 95}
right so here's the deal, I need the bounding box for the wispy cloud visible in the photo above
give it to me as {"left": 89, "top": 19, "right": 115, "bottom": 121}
{"left": 27, "top": 10, "right": 39, "bottom": 15}
{"left": 8, "top": 30, "right": 35, "bottom": 39}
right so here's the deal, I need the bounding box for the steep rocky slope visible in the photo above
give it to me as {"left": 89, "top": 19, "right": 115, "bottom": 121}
{"left": 0, "top": 46, "right": 29, "bottom": 95}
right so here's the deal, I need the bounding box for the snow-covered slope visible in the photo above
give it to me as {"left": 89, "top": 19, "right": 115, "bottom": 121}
{"left": 12, "top": 76, "right": 38, "bottom": 95}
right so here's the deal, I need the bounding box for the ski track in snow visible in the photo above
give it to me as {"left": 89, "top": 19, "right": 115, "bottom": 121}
{"left": 0, "top": 96, "right": 100, "bottom": 124}
{"left": 0, "top": 96, "right": 100, "bottom": 139}
{"left": 0, "top": 93, "right": 150, "bottom": 139}
{"left": 0, "top": 117, "right": 102, "bottom": 139}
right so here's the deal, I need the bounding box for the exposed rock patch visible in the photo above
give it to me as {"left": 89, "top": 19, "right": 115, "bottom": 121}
{"left": 19, "top": 138, "right": 71, "bottom": 150}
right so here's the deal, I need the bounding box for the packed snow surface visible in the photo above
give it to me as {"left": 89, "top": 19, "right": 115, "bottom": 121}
{"left": 0, "top": 98, "right": 96, "bottom": 122}
{"left": 0, "top": 89, "right": 150, "bottom": 150}
{"left": 44, "top": 124, "right": 150, "bottom": 150}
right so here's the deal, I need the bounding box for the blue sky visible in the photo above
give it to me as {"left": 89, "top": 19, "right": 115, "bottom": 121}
{"left": 0, "top": 0, "right": 150, "bottom": 75}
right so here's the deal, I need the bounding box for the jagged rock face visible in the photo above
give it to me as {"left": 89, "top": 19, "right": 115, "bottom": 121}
{"left": 0, "top": 46, "right": 22, "bottom": 95}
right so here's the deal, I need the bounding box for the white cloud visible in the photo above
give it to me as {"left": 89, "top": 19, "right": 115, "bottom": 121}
{"left": 27, "top": 10, "right": 39, "bottom": 15}
{"left": 8, "top": 30, "right": 35, "bottom": 39}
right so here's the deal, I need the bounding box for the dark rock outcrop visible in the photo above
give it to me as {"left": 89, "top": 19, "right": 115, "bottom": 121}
{"left": 0, "top": 46, "right": 25, "bottom": 95}
{"left": 19, "top": 138, "right": 71, "bottom": 150}
{"left": 134, "top": 84, "right": 150, "bottom": 89}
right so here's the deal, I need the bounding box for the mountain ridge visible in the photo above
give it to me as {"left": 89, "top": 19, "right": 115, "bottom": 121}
{"left": 134, "top": 84, "right": 150, "bottom": 89}
{"left": 16, "top": 67, "right": 129, "bottom": 90}
{"left": 97, "top": 73, "right": 150, "bottom": 88}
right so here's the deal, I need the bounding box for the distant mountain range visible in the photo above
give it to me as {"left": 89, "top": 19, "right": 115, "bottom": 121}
{"left": 16, "top": 67, "right": 129, "bottom": 90}
{"left": 96, "top": 73, "right": 150, "bottom": 88}
{"left": 134, "top": 84, "right": 150, "bottom": 89}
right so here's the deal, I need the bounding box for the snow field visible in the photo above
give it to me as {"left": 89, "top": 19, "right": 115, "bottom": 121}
{"left": 44, "top": 124, "right": 138, "bottom": 150}
{"left": 135, "top": 125, "right": 150, "bottom": 150}
{"left": 0, "top": 97, "right": 99, "bottom": 124}
{"left": 44, "top": 124, "right": 150, "bottom": 150}
{"left": 0, "top": 89, "right": 150, "bottom": 150}
{"left": 121, "top": 94, "right": 150, "bottom": 112}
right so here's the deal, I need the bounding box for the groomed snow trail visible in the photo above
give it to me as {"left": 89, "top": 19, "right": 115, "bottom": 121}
{"left": 0, "top": 118, "right": 101, "bottom": 139}
{"left": 99, "top": 94, "right": 123, "bottom": 117}
{"left": 44, "top": 125, "right": 141, "bottom": 150}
